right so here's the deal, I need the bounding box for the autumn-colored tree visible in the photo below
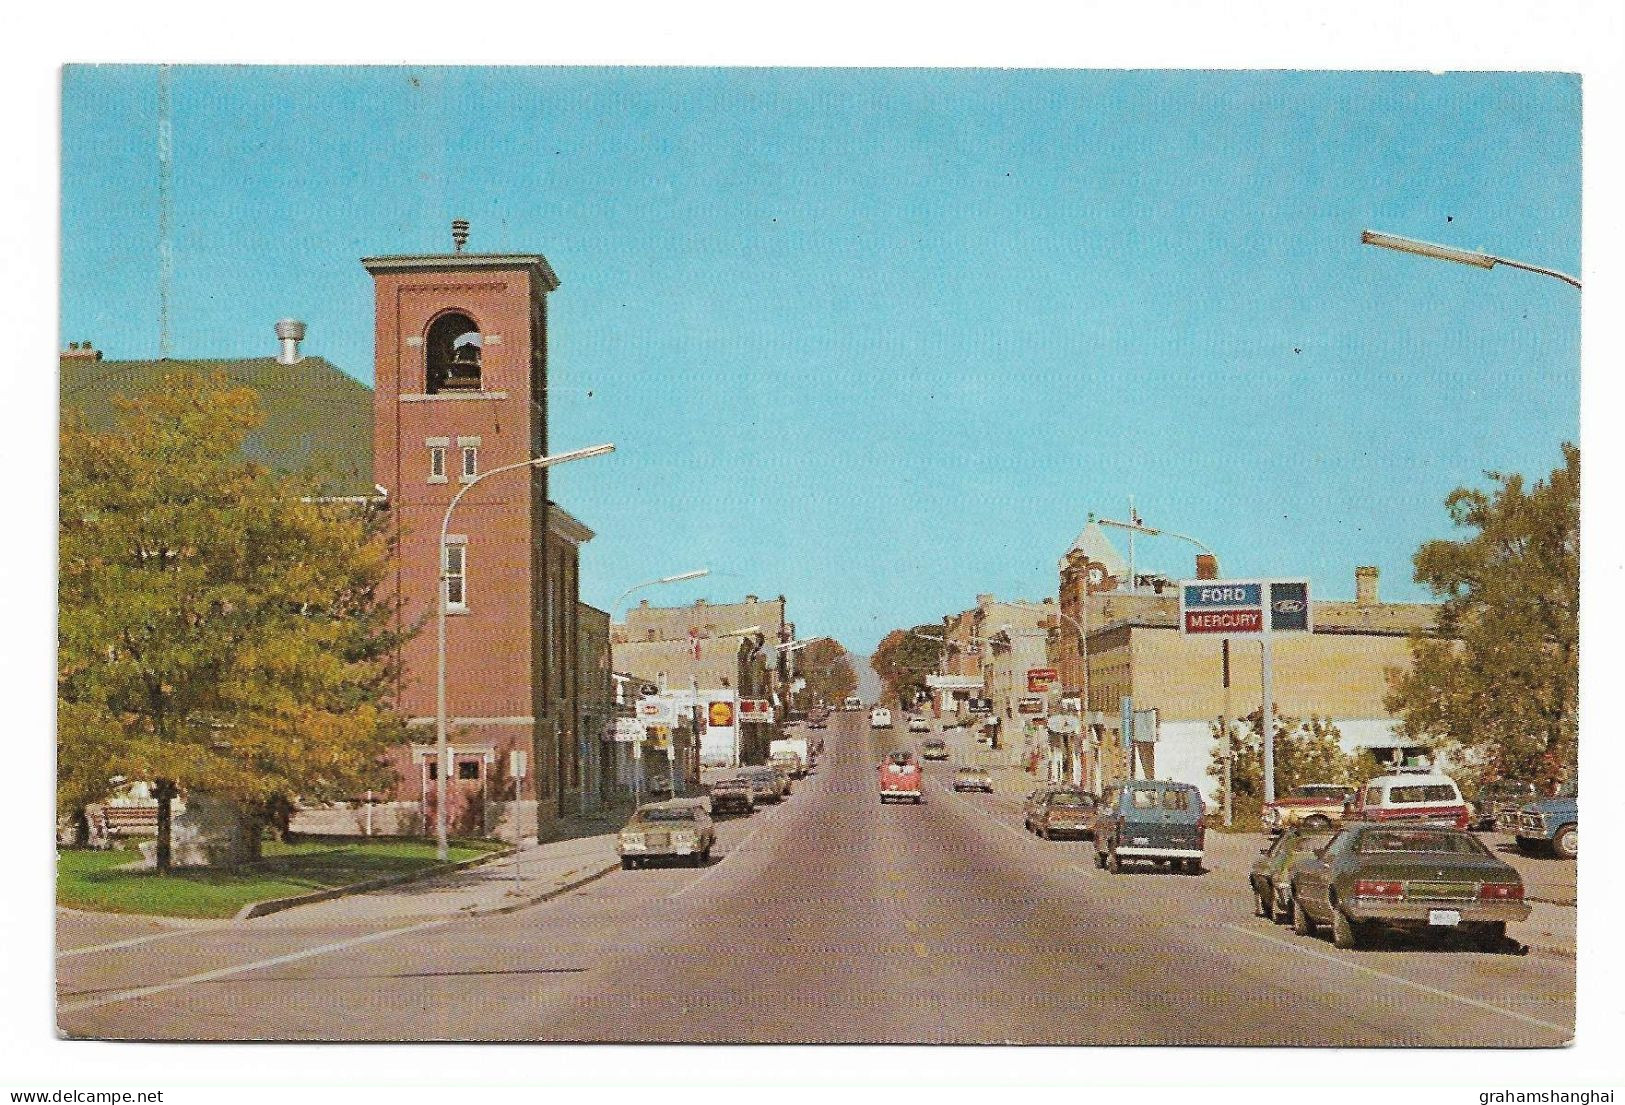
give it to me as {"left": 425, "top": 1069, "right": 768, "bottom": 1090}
{"left": 59, "top": 376, "right": 410, "bottom": 870}
{"left": 1385, "top": 444, "right": 1579, "bottom": 791}
{"left": 871, "top": 625, "right": 942, "bottom": 710}
{"left": 795, "top": 638, "right": 858, "bottom": 707}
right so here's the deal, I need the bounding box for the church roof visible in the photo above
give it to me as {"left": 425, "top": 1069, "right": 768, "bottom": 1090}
{"left": 60, "top": 353, "right": 375, "bottom": 496}
{"left": 1061, "top": 520, "right": 1129, "bottom": 577}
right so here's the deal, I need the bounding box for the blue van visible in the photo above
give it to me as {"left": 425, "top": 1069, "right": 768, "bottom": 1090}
{"left": 1093, "top": 780, "right": 1205, "bottom": 874}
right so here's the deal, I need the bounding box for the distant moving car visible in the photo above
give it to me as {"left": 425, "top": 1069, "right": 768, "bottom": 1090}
{"left": 843, "top": 696, "right": 863, "bottom": 711}
{"left": 738, "top": 765, "right": 784, "bottom": 804}
{"left": 1515, "top": 783, "right": 1577, "bottom": 859}
{"left": 770, "top": 751, "right": 804, "bottom": 780}
{"left": 771, "top": 763, "right": 794, "bottom": 796}
{"left": 1346, "top": 772, "right": 1472, "bottom": 831}
{"left": 1472, "top": 779, "right": 1537, "bottom": 832}
{"left": 617, "top": 802, "right": 717, "bottom": 869}
{"left": 869, "top": 707, "right": 893, "bottom": 729}
{"left": 707, "top": 775, "right": 756, "bottom": 815}
{"left": 1249, "top": 827, "right": 1335, "bottom": 922}
{"left": 1093, "top": 781, "right": 1204, "bottom": 874}
{"left": 1025, "top": 788, "right": 1098, "bottom": 840}
{"left": 920, "top": 737, "right": 948, "bottom": 760}
{"left": 879, "top": 751, "right": 923, "bottom": 804}
{"left": 1288, "top": 823, "right": 1528, "bottom": 950}
{"left": 907, "top": 716, "right": 931, "bottom": 734}
{"left": 1261, "top": 784, "right": 1356, "bottom": 834}
{"left": 953, "top": 766, "right": 993, "bottom": 793}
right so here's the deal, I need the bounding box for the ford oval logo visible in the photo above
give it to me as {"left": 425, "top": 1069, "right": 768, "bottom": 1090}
{"left": 1273, "top": 599, "right": 1305, "bottom": 613}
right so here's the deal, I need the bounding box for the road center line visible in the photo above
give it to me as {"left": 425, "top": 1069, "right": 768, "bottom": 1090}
{"left": 935, "top": 779, "right": 1029, "bottom": 841}
{"left": 1223, "top": 922, "right": 1571, "bottom": 1035}
{"left": 666, "top": 798, "right": 782, "bottom": 901}
{"left": 59, "top": 916, "right": 452, "bottom": 1014}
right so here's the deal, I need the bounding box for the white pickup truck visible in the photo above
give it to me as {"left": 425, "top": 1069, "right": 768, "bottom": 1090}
{"left": 869, "top": 707, "right": 893, "bottom": 729}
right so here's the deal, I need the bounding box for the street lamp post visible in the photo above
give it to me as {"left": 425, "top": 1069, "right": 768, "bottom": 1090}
{"left": 435, "top": 443, "right": 615, "bottom": 862}
{"left": 1093, "top": 516, "right": 1224, "bottom": 791}
{"left": 1360, "top": 230, "right": 1580, "bottom": 290}
{"left": 611, "top": 568, "right": 709, "bottom": 814}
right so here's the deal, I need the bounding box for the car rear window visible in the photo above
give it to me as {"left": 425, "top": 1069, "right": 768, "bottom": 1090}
{"left": 638, "top": 808, "right": 697, "bottom": 823}
{"left": 1355, "top": 829, "right": 1487, "bottom": 855}
{"left": 1388, "top": 784, "right": 1460, "bottom": 804}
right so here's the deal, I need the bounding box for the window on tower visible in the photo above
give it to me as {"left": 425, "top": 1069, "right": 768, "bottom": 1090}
{"left": 425, "top": 312, "right": 483, "bottom": 393}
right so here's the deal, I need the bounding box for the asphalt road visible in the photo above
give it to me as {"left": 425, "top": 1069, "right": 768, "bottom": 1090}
{"left": 58, "top": 711, "right": 1573, "bottom": 1044}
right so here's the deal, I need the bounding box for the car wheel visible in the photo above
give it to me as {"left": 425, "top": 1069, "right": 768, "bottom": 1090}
{"left": 1553, "top": 825, "right": 1577, "bottom": 859}
{"left": 1183, "top": 858, "right": 1202, "bottom": 876}
{"left": 1041, "top": 826, "right": 1052, "bottom": 840}
{"left": 1108, "top": 847, "right": 1123, "bottom": 874}
{"left": 1331, "top": 904, "right": 1361, "bottom": 949}
{"left": 1292, "top": 893, "right": 1313, "bottom": 936}
{"left": 1273, "top": 886, "right": 1292, "bottom": 924}
{"left": 1303, "top": 815, "right": 1333, "bottom": 831}
{"left": 620, "top": 857, "right": 635, "bottom": 871}
{"left": 1254, "top": 883, "right": 1271, "bottom": 918}
{"left": 1094, "top": 846, "right": 1106, "bottom": 870}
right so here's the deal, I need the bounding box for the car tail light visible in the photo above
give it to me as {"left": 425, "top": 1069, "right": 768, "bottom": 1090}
{"left": 1353, "top": 880, "right": 1403, "bottom": 898}
{"left": 1478, "top": 882, "right": 1524, "bottom": 901}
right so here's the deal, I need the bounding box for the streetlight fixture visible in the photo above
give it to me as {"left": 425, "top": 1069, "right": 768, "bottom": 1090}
{"left": 612, "top": 569, "right": 710, "bottom": 616}
{"left": 434, "top": 442, "right": 615, "bottom": 861}
{"left": 1360, "top": 229, "right": 1581, "bottom": 290}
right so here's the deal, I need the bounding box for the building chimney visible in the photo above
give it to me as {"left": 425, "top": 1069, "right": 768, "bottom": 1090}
{"left": 274, "top": 319, "right": 306, "bottom": 365}
{"left": 451, "top": 219, "right": 470, "bottom": 253}
{"left": 61, "top": 341, "right": 102, "bottom": 361}
{"left": 1195, "top": 553, "right": 1218, "bottom": 580}
{"left": 1355, "top": 566, "right": 1380, "bottom": 606}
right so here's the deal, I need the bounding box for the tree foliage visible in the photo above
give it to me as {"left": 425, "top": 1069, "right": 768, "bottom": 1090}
{"left": 871, "top": 625, "right": 942, "bottom": 709}
{"left": 1384, "top": 444, "right": 1579, "bottom": 790}
{"left": 59, "top": 376, "right": 411, "bottom": 869}
{"left": 1208, "top": 710, "right": 1356, "bottom": 823}
{"left": 796, "top": 638, "right": 858, "bottom": 707}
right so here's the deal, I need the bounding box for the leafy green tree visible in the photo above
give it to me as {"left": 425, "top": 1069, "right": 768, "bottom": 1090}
{"left": 796, "top": 638, "right": 858, "bottom": 707}
{"left": 1385, "top": 444, "right": 1579, "bottom": 790}
{"left": 1209, "top": 710, "right": 1351, "bottom": 823}
{"left": 59, "top": 376, "right": 410, "bottom": 870}
{"left": 871, "top": 625, "right": 942, "bottom": 710}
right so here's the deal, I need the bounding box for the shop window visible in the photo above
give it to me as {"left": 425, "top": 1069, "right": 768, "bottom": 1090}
{"left": 457, "top": 761, "right": 481, "bottom": 781}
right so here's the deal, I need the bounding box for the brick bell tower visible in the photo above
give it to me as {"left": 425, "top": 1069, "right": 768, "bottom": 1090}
{"left": 364, "top": 221, "right": 562, "bottom": 836}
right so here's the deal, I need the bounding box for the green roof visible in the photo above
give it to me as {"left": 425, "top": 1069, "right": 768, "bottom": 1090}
{"left": 61, "top": 355, "right": 375, "bottom": 496}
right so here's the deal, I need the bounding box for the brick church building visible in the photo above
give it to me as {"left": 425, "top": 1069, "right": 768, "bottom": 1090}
{"left": 62, "top": 227, "right": 606, "bottom": 838}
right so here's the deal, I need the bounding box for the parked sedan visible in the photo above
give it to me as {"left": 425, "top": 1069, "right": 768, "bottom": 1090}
{"left": 952, "top": 766, "right": 994, "bottom": 793}
{"left": 1249, "top": 827, "right": 1334, "bottom": 922}
{"left": 617, "top": 802, "right": 717, "bottom": 869}
{"left": 707, "top": 775, "right": 756, "bottom": 815}
{"left": 1288, "top": 824, "right": 1528, "bottom": 950}
{"left": 1026, "top": 788, "right": 1098, "bottom": 840}
{"left": 908, "top": 716, "right": 931, "bottom": 734}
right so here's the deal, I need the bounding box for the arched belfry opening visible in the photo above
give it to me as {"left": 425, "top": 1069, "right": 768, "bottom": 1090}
{"left": 425, "top": 311, "right": 483, "bottom": 393}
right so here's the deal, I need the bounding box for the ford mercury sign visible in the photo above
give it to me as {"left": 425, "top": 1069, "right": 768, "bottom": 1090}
{"left": 1180, "top": 578, "right": 1311, "bottom": 637}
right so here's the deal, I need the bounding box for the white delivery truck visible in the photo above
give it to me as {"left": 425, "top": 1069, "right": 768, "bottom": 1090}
{"left": 769, "top": 736, "right": 813, "bottom": 777}
{"left": 870, "top": 707, "right": 893, "bottom": 729}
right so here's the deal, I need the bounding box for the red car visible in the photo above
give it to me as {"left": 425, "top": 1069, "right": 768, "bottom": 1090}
{"left": 880, "top": 752, "right": 923, "bottom": 804}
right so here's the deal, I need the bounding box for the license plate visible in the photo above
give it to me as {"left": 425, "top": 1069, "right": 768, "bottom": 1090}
{"left": 1133, "top": 837, "right": 1150, "bottom": 846}
{"left": 675, "top": 847, "right": 692, "bottom": 855}
{"left": 1428, "top": 909, "right": 1461, "bottom": 927}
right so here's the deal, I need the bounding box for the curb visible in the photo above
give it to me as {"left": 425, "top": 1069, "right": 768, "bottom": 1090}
{"left": 233, "top": 845, "right": 516, "bottom": 921}
{"left": 464, "top": 859, "right": 621, "bottom": 918}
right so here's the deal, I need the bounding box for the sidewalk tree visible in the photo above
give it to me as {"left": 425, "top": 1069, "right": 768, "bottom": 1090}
{"left": 872, "top": 625, "right": 942, "bottom": 709}
{"left": 59, "top": 375, "right": 410, "bottom": 871}
{"left": 1209, "top": 711, "right": 1350, "bottom": 822}
{"left": 795, "top": 638, "right": 858, "bottom": 707}
{"left": 1385, "top": 444, "right": 1579, "bottom": 790}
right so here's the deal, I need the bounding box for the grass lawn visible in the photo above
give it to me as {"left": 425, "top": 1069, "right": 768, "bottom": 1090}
{"left": 57, "top": 837, "right": 504, "bottom": 918}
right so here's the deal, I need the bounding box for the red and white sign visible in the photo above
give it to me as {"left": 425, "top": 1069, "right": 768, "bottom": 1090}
{"left": 1027, "top": 668, "right": 1059, "bottom": 693}
{"left": 738, "top": 698, "right": 774, "bottom": 724}
{"left": 1184, "top": 609, "right": 1263, "bottom": 635}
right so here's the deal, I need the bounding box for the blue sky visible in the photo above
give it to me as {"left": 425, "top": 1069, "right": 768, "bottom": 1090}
{"left": 61, "top": 67, "right": 1580, "bottom": 653}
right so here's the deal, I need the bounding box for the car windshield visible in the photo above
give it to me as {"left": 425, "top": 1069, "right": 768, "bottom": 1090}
{"left": 1290, "top": 832, "right": 1335, "bottom": 854}
{"left": 637, "top": 808, "right": 696, "bottom": 823}
{"left": 1049, "top": 792, "right": 1092, "bottom": 807}
{"left": 1355, "top": 829, "right": 1488, "bottom": 855}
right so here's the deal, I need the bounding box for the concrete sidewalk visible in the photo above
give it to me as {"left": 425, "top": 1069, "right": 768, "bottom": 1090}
{"left": 253, "top": 820, "right": 624, "bottom": 926}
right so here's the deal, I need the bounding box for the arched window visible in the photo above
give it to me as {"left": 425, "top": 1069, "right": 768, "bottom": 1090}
{"left": 425, "top": 312, "right": 483, "bottom": 393}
